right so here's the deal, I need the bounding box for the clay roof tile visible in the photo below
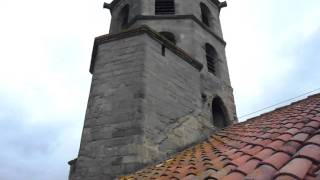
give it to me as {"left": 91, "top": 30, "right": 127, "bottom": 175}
{"left": 266, "top": 140, "right": 285, "bottom": 150}
{"left": 221, "top": 171, "right": 245, "bottom": 180}
{"left": 291, "top": 132, "right": 310, "bottom": 142}
{"left": 248, "top": 164, "right": 278, "bottom": 180}
{"left": 295, "top": 144, "right": 320, "bottom": 163}
{"left": 254, "top": 148, "right": 275, "bottom": 160}
{"left": 275, "top": 158, "right": 313, "bottom": 180}
{"left": 236, "top": 158, "right": 260, "bottom": 175}
{"left": 307, "top": 134, "right": 320, "bottom": 146}
{"left": 262, "top": 152, "right": 291, "bottom": 170}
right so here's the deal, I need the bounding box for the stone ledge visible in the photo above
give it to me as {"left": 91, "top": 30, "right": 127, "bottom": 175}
{"left": 68, "top": 158, "right": 77, "bottom": 166}
{"left": 126, "top": 15, "right": 226, "bottom": 45}
{"left": 90, "top": 25, "right": 203, "bottom": 73}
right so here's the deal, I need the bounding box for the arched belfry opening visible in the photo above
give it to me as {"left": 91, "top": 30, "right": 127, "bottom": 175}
{"left": 159, "top": 31, "right": 176, "bottom": 44}
{"left": 205, "top": 43, "right": 218, "bottom": 75}
{"left": 119, "top": 5, "right": 130, "bottom": 29}
{"left": 200, "top": 3, "right": 213, "bottom": 27}
{"left": 212, "top": 97, "right": 229, "bottom": 128}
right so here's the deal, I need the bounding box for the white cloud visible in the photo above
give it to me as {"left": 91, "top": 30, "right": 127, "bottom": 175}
{"left": 0, "top": 0, "right": 111, "bottom": 124}
{"left": 222, "top": 0, "right": 320, "bottom": 120}
{"left": 0, "top": 0, "right": 111, "bottom": 179}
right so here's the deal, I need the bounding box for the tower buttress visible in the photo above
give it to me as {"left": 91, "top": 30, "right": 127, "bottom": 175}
{"left": 69, "top": 0, "right": 237, "bottom": 179}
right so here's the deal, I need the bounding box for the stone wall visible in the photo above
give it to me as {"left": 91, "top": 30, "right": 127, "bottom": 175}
{"left": 141, "top": 34, "right": 216, "bottom": 162}
{"left": 70, "top": 31, "right": 231, "bottom": 179}
{"left": 105, "top": 0, "right": 237, "bottom": 122}
{"left": 70, "top": 35, "right": 147, "bottom": 180}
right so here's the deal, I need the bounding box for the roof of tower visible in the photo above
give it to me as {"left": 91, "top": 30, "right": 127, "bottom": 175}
{"left": 120, "top": 93, "right": 320, "bottom": 180}
{"left": 104, "top": 0, "right": 227, "bottom": 10}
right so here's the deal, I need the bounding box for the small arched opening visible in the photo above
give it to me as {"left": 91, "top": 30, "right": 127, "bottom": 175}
{"left": 212, "top": 97, "right": 229, "bottom": 128}
{"left": 119, "top": 5, "right": 130, "bottom": 29}
{"left": 159, "top": 31, "right": 176, "bottom": 44}
{"left": 205, "top": 43, "right": 218, "bottom": 75}
{"left": 200, "top": 3, "right": 212, "bottom": 27}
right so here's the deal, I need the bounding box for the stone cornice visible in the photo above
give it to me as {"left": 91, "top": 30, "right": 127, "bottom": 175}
{"left": 90, "top": 25, "right": 203, "bottom": 73}
{"left": 126, "top": 15, "right": 226, "bottom": 46}
{"left": 103, "top": 0, "right": 122, "bottom": 10}
{"left": 209, "top": 0, "right": 227, "bottom": 9}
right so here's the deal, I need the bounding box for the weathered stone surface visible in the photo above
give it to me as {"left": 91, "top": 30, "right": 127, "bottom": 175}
{"left": 69, "top": 0, "right": 237, "bottom": 179}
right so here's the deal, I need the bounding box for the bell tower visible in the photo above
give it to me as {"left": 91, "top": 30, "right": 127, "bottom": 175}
{"left": 69, "top": 0, "right": 237, "bottom": 179}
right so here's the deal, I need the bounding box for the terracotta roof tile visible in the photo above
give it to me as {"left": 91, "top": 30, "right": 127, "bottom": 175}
{"left": 236, "top": 158, "right": 260, "bottom": 174}
{"left": 279, "top": 141, "right": 301, "bottom": 155}
{"left": 306, "top": 121, "right": 320, "bottom": 129}
{"left": 307, "top": 134, "right": 320, "bottom": 146}
{"left": 263, "top": 152, "right": 291, "bottom": 170}
{"left": 312, "top": 117, "right": 320, "bottom": 122}
{"left": 254, "top": 148, "right": 275, "bottom": 160}
{"left": 121, "top": 94, "right": 320, "bottom": 180}
{"left": 285, "top": 128, "right": 300, "bottom": 135}
{"left": 275, "top": 158, "right": 313, "bottom": 179}
{"left": 301, "top": 126, "right": 317, "bottom": 134}
{"left": 291, "top": 132, "right": 310, "bottom": 142}
{"left": 276, "top": 133, "right": 293, "bottom": 141}
{"left": 295, "top": 144, "right": 320, "bottom": 162}
{"left": 266, "top": 140, "right": 285, "bottom": 150}
{"left": 221, "top": 171, "right": 245, "bottom": 180}
{"left": 293, "top": 122, "right": 305, "bottom": 129}
{"left": 247, "top": 164, "right": 277, "bottom": 180}
{"left": 305, "top": 175, "right": 317, "bottom": 180}
{"left": 209, "top": 165, "right": 236, "bottom": 179}
{"left": 232, "top": 154, "right": 252, "bottom": 167}
{"left": 274, "top": 175, "right": 298, "bottom": 180}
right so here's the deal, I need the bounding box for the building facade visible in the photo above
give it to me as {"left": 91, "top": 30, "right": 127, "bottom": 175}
{"left": 69, "top": 0, "right": 237, "bottom": 179}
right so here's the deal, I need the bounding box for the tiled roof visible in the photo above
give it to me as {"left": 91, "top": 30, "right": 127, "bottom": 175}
{"left": 121, "top": 93, "right": 320, "bottom": 180}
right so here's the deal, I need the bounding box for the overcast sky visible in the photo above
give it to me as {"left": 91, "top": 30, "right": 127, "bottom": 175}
{"left": 0, "top": 0, "right": 320, "bottom": 179}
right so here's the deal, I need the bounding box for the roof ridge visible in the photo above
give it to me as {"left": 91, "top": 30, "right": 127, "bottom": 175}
{"left": 242, "top": 92, "right": 320, "bottom": 123}
{"left": 307, "top": 92, "right": 320, "bottom": 98}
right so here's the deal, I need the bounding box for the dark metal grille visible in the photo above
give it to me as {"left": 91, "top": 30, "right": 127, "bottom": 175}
{"left": 205, "top": 44, "right": 217, "bottom": 75}
{"left": 200, "top": 3, "right": 211, "bottom": 27}
{"left": 202, "top": 13, "right": 209, "bottom": 26}
{"left": 155, "top": 0, "right": 175, "bottom": 15}
{"left": 120, "top": 5, "right": 130, "bottom": 29}
{"left": 206, "top": 55, "right": 216, "bottom": 74}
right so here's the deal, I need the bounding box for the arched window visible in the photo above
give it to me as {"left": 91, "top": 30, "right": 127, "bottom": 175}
{"left": 205, "top": 43, "right": 218, "bottom": 75}
{"left": 119, "top": 5, "right": 130, "bottom": 29}
{"left": 200, "top": 3, "right": 212, "bottom": 27}
{"left": 159, "top": 32, "right": 176, "bottom": 44}
{"left": 155, "top": 0, "right": 175, "bottom": 15}
{"left": 212, "top": 97, "right": 228, "bottom": 128}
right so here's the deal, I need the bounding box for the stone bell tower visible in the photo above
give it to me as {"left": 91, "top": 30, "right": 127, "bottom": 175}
{"left": 69, "top": 0, "right": 237, "bottom": 179}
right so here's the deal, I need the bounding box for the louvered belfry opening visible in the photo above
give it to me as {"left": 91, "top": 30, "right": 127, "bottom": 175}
{"left": 200, "top": 3, "right": 211, "bottom": 27}
{"left": 205, "top": 43, "right": 217, "bottom": 75}
{"left": 120, "top": 5, "right": 130, "bottom": 29}
{"left": 155, "top": 0, "right": 175, "bottom": 15}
